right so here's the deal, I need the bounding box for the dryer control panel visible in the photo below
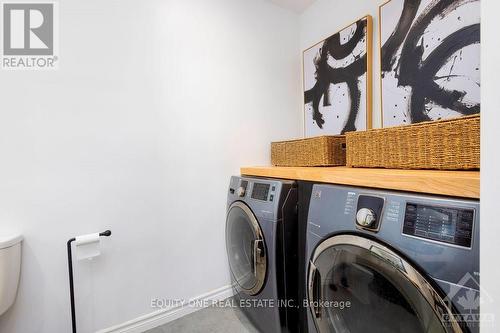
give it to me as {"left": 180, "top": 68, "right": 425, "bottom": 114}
{"left": 227, "top": 176, "right": 296, "bottom": 221}
{"left": 251, "top": 182, "right": 271, "bottom": 201}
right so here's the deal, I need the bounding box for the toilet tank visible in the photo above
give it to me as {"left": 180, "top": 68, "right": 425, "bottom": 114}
{"left": 0, "top": 234, "right": 23, "bottom": 316}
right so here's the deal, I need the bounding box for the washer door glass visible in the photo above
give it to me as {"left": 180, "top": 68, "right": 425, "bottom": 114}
{"left": 308, "top": 235, "right": 462, "bottom": 333}
{"left": 226, "top": 202, "right": 266, "bottom": 295}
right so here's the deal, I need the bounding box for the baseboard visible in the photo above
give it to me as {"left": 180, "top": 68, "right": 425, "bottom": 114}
{"left": 97, "top": 285, "right": 234, "bottom": 333}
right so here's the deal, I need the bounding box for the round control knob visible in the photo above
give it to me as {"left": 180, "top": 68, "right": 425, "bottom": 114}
{"left": 237, "top": 186, "right": 246, "bottom": 197}
{"left": 356, "top": 208, "right": 376, "bottom": 227}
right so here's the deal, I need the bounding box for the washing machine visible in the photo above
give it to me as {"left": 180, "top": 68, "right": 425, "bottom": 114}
{"left": 226, "top": 176, "right": 299, "bottom": 333}
{"left": 304, "top": 184, "right": 479, "bottom": 333}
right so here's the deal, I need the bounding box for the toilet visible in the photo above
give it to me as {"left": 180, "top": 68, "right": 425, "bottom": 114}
{"left": 0, "top": 234, "right": 23, "bottom": 316}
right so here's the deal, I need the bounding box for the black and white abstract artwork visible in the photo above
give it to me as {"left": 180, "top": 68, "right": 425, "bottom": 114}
{"left": 380, "top": 0, "right": 480, "bottom": 127}
{"left": 303, "top": 16, "right": 372, "bottom": 136}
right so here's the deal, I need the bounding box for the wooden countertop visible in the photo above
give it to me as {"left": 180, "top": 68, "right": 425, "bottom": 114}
{"left": 241, "top": 166, "right": 480, "bottom": 199}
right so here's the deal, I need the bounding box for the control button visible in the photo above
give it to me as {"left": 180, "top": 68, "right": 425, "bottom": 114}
{"left": 271, "top": 186, "right": 276, "bottom": 192}
{"left": 237, "top": 186, "right": 246, "bottom": 197}
{"left": 269, "top": 194, "right": 274, "bottom": 202}
{"left": 356, "top": 208, "right": 376, "bottom": 227}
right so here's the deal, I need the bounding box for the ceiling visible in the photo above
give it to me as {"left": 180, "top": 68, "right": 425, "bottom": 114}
{"left": 267, "top": 0, "right": 317, "bottom": 13}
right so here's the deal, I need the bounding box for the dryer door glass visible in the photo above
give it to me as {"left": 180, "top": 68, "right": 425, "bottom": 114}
{"left": 308, "top": 235, "right": 462, "bottom": 333}
{"left": 226, "top": 202, "right": 267, "bottom": 295}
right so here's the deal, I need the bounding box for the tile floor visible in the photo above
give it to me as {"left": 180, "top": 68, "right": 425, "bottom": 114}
{"left": 145, "top": 300, "right": 259, "bottom": 333}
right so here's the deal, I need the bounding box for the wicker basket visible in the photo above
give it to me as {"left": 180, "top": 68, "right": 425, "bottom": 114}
{"left": 346, "top": 114, "right": 480, "bottom": 170}
{"left": 271, "top": 136, "right": 346, "bottom": 167}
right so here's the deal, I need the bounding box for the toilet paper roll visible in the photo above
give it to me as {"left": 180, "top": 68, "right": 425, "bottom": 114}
{"left": 75, "top": 233, "right": 100, "bottom": 260}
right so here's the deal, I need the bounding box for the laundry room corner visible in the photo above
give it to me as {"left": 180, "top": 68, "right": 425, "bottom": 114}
{"left": 0, "top": 0, "right": 499, "bottom": 332}
{"left": 0, "top": 1, "right": 302, "bottom": 332}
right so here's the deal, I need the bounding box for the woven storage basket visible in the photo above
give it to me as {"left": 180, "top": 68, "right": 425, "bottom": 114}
{"left": 271, "top": 136, "right": 346, "bottom": 167}
{"left": 346, "top": 114, "right": 480, "bottom": 170}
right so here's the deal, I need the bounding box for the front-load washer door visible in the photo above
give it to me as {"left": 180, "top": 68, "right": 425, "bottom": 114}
{"left": 308, "top": 235, "right": 463, "bottom": 333}
{"left": 226, "top": 201, "right": 267, "bottom": 296}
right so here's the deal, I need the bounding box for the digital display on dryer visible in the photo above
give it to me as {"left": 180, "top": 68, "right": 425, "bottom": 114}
{"left": 403, "top": 203, "right": 474, "bottom": 248}
{"left": 251, "top": 183, "right": 270, "bottom": 201}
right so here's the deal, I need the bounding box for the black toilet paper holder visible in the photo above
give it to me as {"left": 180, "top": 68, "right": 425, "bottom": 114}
{"left": 67, "top": 230, "right": 112, "bottom": 333}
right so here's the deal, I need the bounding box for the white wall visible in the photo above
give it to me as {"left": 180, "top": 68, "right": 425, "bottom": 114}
{"left": 480, "top": 0, "right": 500, "bottom": 331}
{"left": 299, "top": 0, "right": 382, "bottom": 129}
{"left": 0, "top": 0, "right": 301, "bottom": 332}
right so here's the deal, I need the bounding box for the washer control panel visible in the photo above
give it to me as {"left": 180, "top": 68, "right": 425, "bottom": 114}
{"left": 403, "top": 203, "right": 475, "bottom": 248}
{"left": 307, "top": 183, "right": 479, "bottom": 291}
